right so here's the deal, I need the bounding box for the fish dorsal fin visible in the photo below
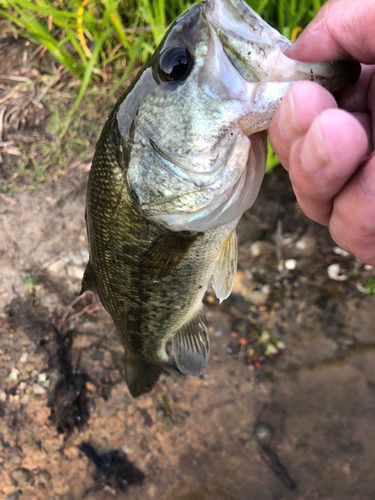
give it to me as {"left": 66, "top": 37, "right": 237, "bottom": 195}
{"left": 212, "top": 230, "right": 238, "bottom": 303}
{"left": 172, "top": 311, "right": 210, "bottom": 376}
{"left": 80, "top": 261, "right": 96, "bottom": 294}
{"left": 124, "top": 358, "right": 163, "bottom": 398}
{"left": 141, "top": 231, "right": 201, "bottom": 280}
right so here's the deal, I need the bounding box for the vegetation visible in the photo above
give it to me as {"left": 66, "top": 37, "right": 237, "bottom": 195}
{"left": 365, "top": 278, "right": 375, "bottom": 295}
{"left": 0, "top": 0, "right": 329, "bottom": 184}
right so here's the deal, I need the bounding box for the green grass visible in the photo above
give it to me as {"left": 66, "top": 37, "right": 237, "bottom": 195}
{"left": 0, "top": 0, "right": 328, "bottom": 185}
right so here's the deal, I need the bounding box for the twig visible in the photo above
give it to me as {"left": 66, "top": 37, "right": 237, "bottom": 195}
{"left": 58, "top": 290, "right": 95, "bottom": 333}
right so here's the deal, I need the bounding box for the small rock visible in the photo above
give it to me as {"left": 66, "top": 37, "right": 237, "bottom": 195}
{"left": 7, "top": 447, "right": 23, "bottom": 466}
{"left": 249, "top": 240, "right": 275, "bottom": 258}
{"left": 294, "top": 236, "right": 316, "bottom": 256}
{"left": 213, "top": 330, "right": 222, "bottom": 337}
{"left": 0, "top": 390, "right": 6, "bottom": 402}
{"left": 285, "top": 259, "right": 297, "bottom": 270}
{"left": 19, "top": 352, "right": 28, "bottom": 363}
{"left": 47, "top": 258, "right": 67, "bottom": 275}
{"left": 333, "top": 246, "right": 351, "bottom": 258}
{"left": 10, "top": 467, "right": 33, "bottom": 485}
{"left": 295, "top": 238, "right": 308, "bottom": 250}
{"left": 66, "top": 265, "right": 84, "bottom": 280}
{"left": 20, "top": 395, "right": 29, "bottom": 405}
{"left": 327, "top": 263, "right": 348, "bottom": 281}
{"left": 254, "top": 422, "right": 274, "bottom": 446}
{"left": 32, "top": 384, "right": 46, "bottom": 395}
{"left": 249, "top": 290, "right": 269, "bottom": 306}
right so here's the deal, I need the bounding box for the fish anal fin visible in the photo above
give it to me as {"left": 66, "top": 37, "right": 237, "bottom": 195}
{"left": 172, "top": 310, "right": 209, "bottom": 376}
{"left": 80, "top": 261, "right": 96, "bottom": 295}
{"left": 212, "top": 230, "right": 238, "bottom": 303}
{"left": 124, "top": 358, "right": 163, "bottom": 398}
{"left": 141, "top": 231, "right": 201, "bottom": 280}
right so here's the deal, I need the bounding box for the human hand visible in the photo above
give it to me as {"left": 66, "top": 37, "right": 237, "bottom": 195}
{"left": 268, "top": 0, "right": 375, "bottom": 265}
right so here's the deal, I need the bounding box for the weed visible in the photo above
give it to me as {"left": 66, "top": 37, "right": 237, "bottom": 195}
{"left": 23, "top": 273, "right": 43, "bottom": 294}
{"left": 365, "top": 278, "right": 375, "bottom": 295}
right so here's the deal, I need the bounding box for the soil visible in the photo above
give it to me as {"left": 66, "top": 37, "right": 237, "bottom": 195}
{"left": 1, "top": 33, "right": 375, "bottom": 500}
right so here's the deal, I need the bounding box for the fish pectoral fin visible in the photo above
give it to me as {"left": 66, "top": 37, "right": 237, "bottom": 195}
{"left": 141, "top": 230, "right": 201, "bottom": 280}
{"left": 124, "top": 358, "right": 163, "bottom": 398}
{"left": 211, "top": 229, "right": 238, "bottom": 303}
{"left": 80, "top": 261, "right": 96, "bottom": 294}
{"left": 172, "top": 311, "right": 210, "bottom": 376}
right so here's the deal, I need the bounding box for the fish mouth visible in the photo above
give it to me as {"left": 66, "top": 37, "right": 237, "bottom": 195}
{"left": 204, "top": 0, "right": 360, "bottom": 93}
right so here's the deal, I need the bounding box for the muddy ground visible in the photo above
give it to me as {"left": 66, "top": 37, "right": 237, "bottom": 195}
{"left": 1, "top": 32, "right": 375, "bottom": 500}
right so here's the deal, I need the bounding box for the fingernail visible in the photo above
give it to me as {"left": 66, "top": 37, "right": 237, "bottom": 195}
{"left": 300, "top": 116, "right": 330, "bottom": 172}
{"left": 277, "top": 87, "right": 302, "bottom": 141}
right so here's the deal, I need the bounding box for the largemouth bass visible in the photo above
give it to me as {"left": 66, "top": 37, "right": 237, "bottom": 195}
{"left": 83, "top": 0, "right": 360, "bottom": 397}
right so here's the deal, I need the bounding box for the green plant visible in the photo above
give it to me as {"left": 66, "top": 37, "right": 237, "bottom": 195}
{"left": 23, "top": 273, "right": 42, "bottom": 294}
{"left": 365, "top": 278, "right": 375, "bottom": 295}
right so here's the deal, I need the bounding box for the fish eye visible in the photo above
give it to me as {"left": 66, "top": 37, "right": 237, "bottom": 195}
{"left": 158, "top": 44, "right": 193, "bottom": 83}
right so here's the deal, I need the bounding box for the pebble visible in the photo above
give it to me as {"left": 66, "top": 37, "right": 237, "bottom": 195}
{"left": 249, "top": 240, "right": 275, "bottom": 258}
{"left": 327, "top": 263, "right": 348, "bottom": 281}
{"left": 295, "top": 238, "right": 308, "bottom": 250}
{"left": 32, "top": 384, "right": 47, "bottom": 395}
{"left": 66, "top": 265, "right": 84, "bottom": 280}
{"left": 285, "top": 259, "right": 297, "bottom": 270}
{"left": 333, "top": 246, "right": 351, "bottom": 258}
{"left": 294, "top": 236, "right": 316, "bottom": 255}
{"left": 0, "top": 390, "right": 6, "bottom": 402}
{"left": 47, "top": 258, "right": 67, "bottom": 275}
{"left": 249, "top": 290, "right": 269, "bottom": 306}
{"left": 20, "top": 395, "right": 30, "bottom": 405}
{"left": 19, "top": 352, "right": 28, "bottom": 363}
{"left": 254, "top": 423, "right": 274, "bottom": 446}
{"left": 10, "top": 467, "right": 33, "bottom": 484}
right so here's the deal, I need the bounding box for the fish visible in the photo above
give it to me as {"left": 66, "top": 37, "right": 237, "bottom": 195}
{"left": 83, "top": 0, "right": 360, "bottom": 397}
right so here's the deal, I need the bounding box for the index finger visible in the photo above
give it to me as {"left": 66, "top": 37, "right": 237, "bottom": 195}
{"left": 286, "top": 0, "right": 375, "bottom": 64}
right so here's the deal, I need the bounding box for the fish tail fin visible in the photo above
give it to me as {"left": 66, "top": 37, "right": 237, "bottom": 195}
{"left": 124, "top": 358, "right": 163, "bottom": 398}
